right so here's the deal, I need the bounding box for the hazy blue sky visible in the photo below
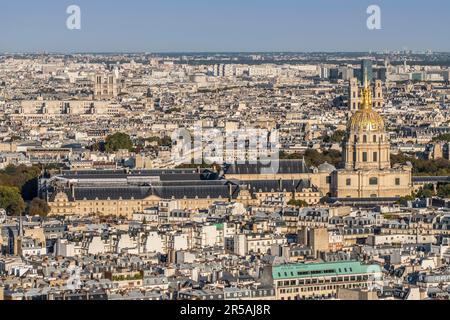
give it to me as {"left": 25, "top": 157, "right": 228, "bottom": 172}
{"left": 1, "top": 0, "right": 449, "bottom": 53}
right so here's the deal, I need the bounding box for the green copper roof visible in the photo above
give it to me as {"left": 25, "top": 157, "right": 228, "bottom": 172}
{"left": 272, "top": 261, "right": 381, "bottom": 280}
{"left": 215, "top": 223, "right": 224, "bottom": 230}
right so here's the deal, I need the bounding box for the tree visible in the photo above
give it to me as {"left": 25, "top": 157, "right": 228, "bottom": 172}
{"left": 288, "top": 199, "right": 308, "bottom": 207}
{"left": 105, "top": 132, "right": 134, "bottom": 152}
{"left": 279, "top": 151, "right": 303, "bottom": 160}
{"left": 90, "top": 141, "right": 105, "bottom": 152}
{"left": 160, "top": 136, "right": 172, "bottom": 147}
{"left": 396, "top": 195, "right": 415, "bottom": 206}
{"left": 28, "top": 198, "right": 50, "bottom": 217}
{"left": 432, "top": 134, "right": 450, "bottom": 143}
{"left": 0, "top": 186, "right": 25, "bottom": 216}
{"left": 280, "top": 149, "right": 342, "bottom": 168}
{"left": 391, "top": 152, "right": 450, "bottom": 177}
{"left": 416, "top": 184, "right": 435, "bottom": 198}
{"left": 175, "top": 160, "right": 219, "bottom": 170}
{"left": 165, "top": 107, "right": 181, "bottom": 114}
{"left": 0, "top": 164, "right": 41, "bottom": 200}
{"left": 323, "top": 130, "right": 346, "bottom": 143}
{"left": 304, "top": 149, "right": 342, "bottom": 167}
{"left": 145, "top": 136, "right": 172, "bottom": 147}
{"left": 437, "top": 184, "right": 450, "bottom": 199}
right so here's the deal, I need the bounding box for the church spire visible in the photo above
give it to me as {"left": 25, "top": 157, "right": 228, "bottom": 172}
{"left": 360, "top": 73, "right": 372, "bottom": 110}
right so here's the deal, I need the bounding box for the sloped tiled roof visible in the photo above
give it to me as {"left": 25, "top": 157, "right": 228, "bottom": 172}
{"left": 224, "top": 160, "right": 311, "bottom": 175}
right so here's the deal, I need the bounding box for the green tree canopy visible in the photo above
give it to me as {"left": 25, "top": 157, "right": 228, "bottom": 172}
{"left": 288, "top": 199, "right": 309, "bottom": 207}
{"left": 432, "top": 134, "right": 450, "bottom": 143}
{"left": 0, "top": 164, "right": 41, "bottom": 200}
{"left": 437, "top": 184, "right": 450, "bottom": 199}
{"left": 28, "top": 198, "right": 50, "bottom": 217}
{"left": 280, "top": 149, "right": 342, "bottom": 168}
{"left": 391, "top": 152, "right": 450, "bottom": 176}
{"left": 105, "top": 132, "right": 134, "bottom": 152}
{"left": 145, "top": 136, "right": 172, "bottom": 147}
{"left": 303, "top": 149, "right": 342, "bottom": 167}
{"left": 323, "top": 130, "right": 346, "bottom": 144}
{"left": 395, "top": 195, "right": 415, "bottom": 206}
{"left": 0, "top": 186, "right": 25, "bottom": 216}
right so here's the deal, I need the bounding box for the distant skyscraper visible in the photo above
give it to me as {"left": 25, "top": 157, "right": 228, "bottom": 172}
{"left": 213, "top": 64, "right": 234, "bottom": 77}
{"left": 329, "top": 68, "right": 340, "bottom": 81}
{"left": 340, "top": 66, "right": 354, "bottom": 81}
{"left": 319, "top": 66, "right": 329, "bottom": 79}
{"left": 360, "top": 59, "right": 373, "bottom": 85}
{"left": 376, "top": 68, "right": 387, "bottom": 82}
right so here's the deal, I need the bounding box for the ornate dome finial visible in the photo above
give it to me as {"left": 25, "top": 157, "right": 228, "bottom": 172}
{"left": 348, "top": 77, "right": 384, "bottom": 132}
{"left": 360, "top": 74, "right": 372, "bottom": 110}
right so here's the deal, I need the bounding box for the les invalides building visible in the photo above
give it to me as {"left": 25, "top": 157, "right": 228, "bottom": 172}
{"left": 43, "top": 79, "right": 414, "bottom": 217}
{"left": 331, "top": 79, "right": 413, "bottom": 198}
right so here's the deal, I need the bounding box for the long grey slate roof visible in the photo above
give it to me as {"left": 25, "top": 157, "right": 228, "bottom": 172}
{"left": 235, "top": 179, "right": 315, "bottom": 193}
{"left": 57, "top": 184, "right": 241, "bottom": 201}
{"left": 224, "top": 160, "right": 311, "bottom": 175}
{"left": 59, "top": 169, "right": 218, "bottom": 181}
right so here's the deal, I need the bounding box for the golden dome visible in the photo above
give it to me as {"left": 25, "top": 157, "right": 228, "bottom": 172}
{"left": 348, "top": 80, "right": 385, "bottom": 132}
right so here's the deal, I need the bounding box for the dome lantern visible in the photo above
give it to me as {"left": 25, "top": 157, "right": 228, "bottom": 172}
{"left": 348, "top": 76, "right": 385, "bottom": 133}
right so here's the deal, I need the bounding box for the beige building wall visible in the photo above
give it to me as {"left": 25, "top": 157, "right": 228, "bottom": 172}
{"left": 0, "top": 142, "right": 17, "bottom": 152}
{"left": 337, "top": 288, "right": 378, "bottom": 300}
{"left": 49, "top": 193, "right": 228, "bottom": 218}
{"left": 24, "top": 228, "right": 46, "bottom": 245}
{"left": 48, "top": 184, "right": 325, "bottom": 218}
{"left": 20, "top": 100, "right": 122, "bottom": 115}
{"left": 298, "top": 227, "right": 329, "bottom": 258}
{"left": 310, "top": 228, "right": 330, "bottom": 258}
{"left": 135, "top": 154, "right": 154, "bottom": 169}
{"left": 224, "top": 172, "right": 332, "bottom": 197}
{"left": 333, "top": 168, "right": 412, "bottom": 198}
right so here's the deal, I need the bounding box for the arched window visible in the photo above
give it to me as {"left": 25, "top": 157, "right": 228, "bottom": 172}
{"left": 369, "top": 177, "right": 378, "bottom": 185}
{"left": 373, "top": 135, "right": 377, "bottom": 143}
{"left": 363, "top": 135, "right": 367, "bottom": 143}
